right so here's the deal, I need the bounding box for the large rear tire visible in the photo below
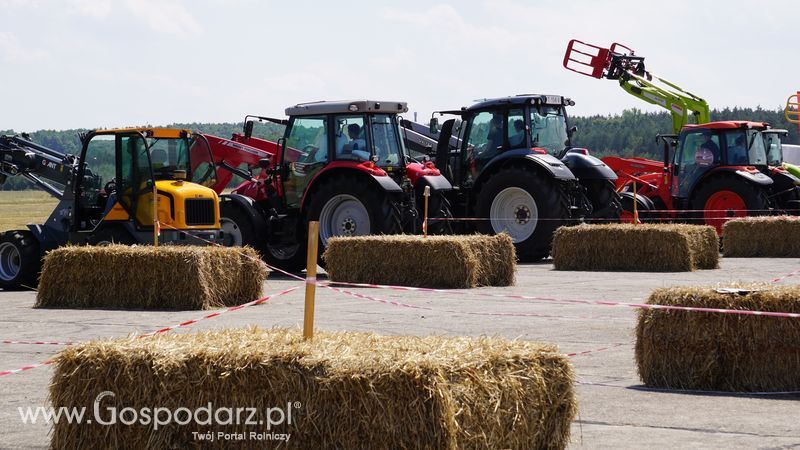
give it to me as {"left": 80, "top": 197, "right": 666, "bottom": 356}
{"left": 691, "top": 175, "right": 769, "bottom": 234}
{"left": 0, "top": 230, "right": 40, "bottom": 291}
{"left": 475, "top": 166, "right": 570, "bottom": 262}
{"left": 307, "top": 176, "right": 402, "bottom": 253}
{"left": 418, "top": 191, "right": 454, "bottom": 235}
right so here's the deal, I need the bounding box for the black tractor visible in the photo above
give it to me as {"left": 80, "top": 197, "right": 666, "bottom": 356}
{"left": 402, "top": 94, "right": 620, "bottom": 261}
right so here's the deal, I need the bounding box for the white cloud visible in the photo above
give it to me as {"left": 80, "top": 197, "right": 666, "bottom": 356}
{"left": 69, "top": 0, "right": 112, "bottom": 19}
{"left": 382, "top": 4, "right": 519, "bottom": 52}
{"left": 123, "top": 0, "right": 202, "bottom": 38}
{"left": 0, "top": 31, "right": 48, "bottom": 62}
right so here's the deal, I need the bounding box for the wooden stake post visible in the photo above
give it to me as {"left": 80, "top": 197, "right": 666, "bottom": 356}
{"left": 152, "top": 184, "right": 159, "bottom": 246}
{"left": 422, "top": 186, "right": 430, "bottom": 238}
{"left": 303, "top": 221, "right": 319, "bottom": 340}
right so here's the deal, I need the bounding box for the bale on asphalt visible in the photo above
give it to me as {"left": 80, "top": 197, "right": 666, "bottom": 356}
{"left": 35, "top": 245, "right": 267, "bottom": 310}
{"left": 323, "top": 234, "right": 516, "bottom": 288}
{"left": 552, "top": 224, "right": 718, "bottom": 272}
{"left": 722, "top": 216, "right": 800, "bottom": 257}
{"left": 635, "top": 284, "right": 800, "bottom": 391}
{"left": 50, "top": 327, "right": 577, "bottom": 449}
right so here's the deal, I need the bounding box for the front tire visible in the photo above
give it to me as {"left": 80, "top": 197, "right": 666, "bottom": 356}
{"left": 584, "top": 179, "right": 622, "bottom": 222}
{"left": 0, "top": 230, "right": 40, "bottom": 291}
{"left": 220, "top": 201, "right": 307, "bottom": 273}
{"left": 475, "top": 166, "right": 570, "bottom": 262}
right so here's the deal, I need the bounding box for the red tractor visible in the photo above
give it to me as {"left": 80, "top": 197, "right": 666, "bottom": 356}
{"left": 193, "top": 100, "right": 452, "bottom": 271}
{"left": 604, "top": 122, "right": 780, "bottom": 232}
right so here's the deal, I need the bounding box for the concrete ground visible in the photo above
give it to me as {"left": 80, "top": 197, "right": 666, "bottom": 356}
{"left": 1, "top": 257, "right": 799, "bottom": 449}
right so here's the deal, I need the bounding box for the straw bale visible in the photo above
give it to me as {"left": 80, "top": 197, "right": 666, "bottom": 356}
{"left": 722, "top": 216, "right": 800, "bottom": 257}
{"left": 50, "top": 327, "right": 576, "bottom": 449}
{"left": 636, "top": 284, "right": 800, "bottom": 391}
{"left": 35, "top": 245, "right": 267, "bottom": 310}
{"left": 552, "top": 224, "right": 718, "bottom": 272}
{"left": 323, "top": 234, "right": 515, "bottom": 288}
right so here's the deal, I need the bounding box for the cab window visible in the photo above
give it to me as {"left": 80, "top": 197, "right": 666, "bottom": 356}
{"left": 507, "top": 109, "right": 526, "bottom": 149}
{"left": 334, "top": 115, "right": 368, "bottom": 161}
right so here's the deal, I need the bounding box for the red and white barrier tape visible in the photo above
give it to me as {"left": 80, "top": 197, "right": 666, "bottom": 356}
{"left": 0, "top": 287, "right": 299, "bottom": 378}
{"left": 2, "top": 340, "right": 72, "bottom": 346}
{"left": 772, "top": 267, "right": 800, "bottom": 283}
{"left": 566, "top": 342, "right": 628, "bottom": 358}
{"left": 576, "top": 380, "right": 800, "bottom": 396}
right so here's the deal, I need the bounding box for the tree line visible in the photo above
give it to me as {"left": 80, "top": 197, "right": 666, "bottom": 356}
{"left": 2, "top": 107, "right": 797, "bottom": 191}
{"left": 570, "top": 106, "right": 798, "bottom": 159}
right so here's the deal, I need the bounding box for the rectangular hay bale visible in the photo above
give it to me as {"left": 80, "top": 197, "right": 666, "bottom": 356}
{"left": 35, "top": 245, "right": 267, "bottom": 310}
{"left": 635, "top": 285, "right": 800, "bottom": 391}
{"left": 722, "top": 216, "right": 800, "bottom": 257}
{"left": 552, "top": 224, "right": 719, "bottom": 272}
{"left": 323, "top": 234, "right": 516, "bottom": 288}
{"left": 50, "top": 327, "right": 577, "bottom": 449}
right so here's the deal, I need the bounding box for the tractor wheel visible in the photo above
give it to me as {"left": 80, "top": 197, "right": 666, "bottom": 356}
{"left": 418, "top": 192, "right": 454, "bottom": 235}
{"left": 0, "top": 230, "right": 41, "bottom": 291}
{"left": 220, "top": 201, "right": 307, "bottom": 273}
{"left": 307, "top": 176, "right": 402, "bottom": 253}
{"left": 475, "top": 166, "right": 570, "bottom": 262}
{"left": 585, "top": 179, "right": 622, "bottom": 223}
{"left": 619, "top": 193, "right": 655, "bottom": 223}
{"left": 691, "top": 175, "right": 770, "bottom": 234}
{"left": 220, "top": 201, "right": 260, "bottom": 249}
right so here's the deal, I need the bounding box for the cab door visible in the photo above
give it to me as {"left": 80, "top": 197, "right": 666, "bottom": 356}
{"left": 280, "top": 116, "right": 330, "bottom": 209}
{"left": 115, "top": 132, "right": 155, "bottom": 227}
{"left": 74, "top": 133, "right": 118, "bottom": 231}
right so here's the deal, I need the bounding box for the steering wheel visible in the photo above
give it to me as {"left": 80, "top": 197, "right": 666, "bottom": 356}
{"left": 103, "top": 178, "right": 117, "bottom": 194}
{"left": 302, "top": 145, "right": 320, "bottom": 162}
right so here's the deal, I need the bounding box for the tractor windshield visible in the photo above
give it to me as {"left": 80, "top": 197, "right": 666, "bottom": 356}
{"left": 148, "top": 137, "right": 191, "bottom": 180}
{"left": 530, "top": 106, "right": 569, "bottom": 155}
{"left": 370, "top": 114, "right": 403, "bottom": 167}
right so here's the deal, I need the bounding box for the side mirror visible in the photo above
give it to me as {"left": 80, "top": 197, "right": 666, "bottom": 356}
{"left": 258, "top": 158, "right": 271, "bottom": 169}
{"left": 570, "top": 125, "right": 578, "bottom": 135}
{"left": 400, "top": 119, "right": 411, "bottom": 129}
{"left": 244, "top": 120, "right": 254, "bottom": 139}
{"left": 429, "top": 118, "right": 439, "bottom": 134}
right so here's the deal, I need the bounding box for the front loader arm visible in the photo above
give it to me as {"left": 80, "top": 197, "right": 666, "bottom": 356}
{"left": 618, "top": 71, "right": 709, "bottom": 134}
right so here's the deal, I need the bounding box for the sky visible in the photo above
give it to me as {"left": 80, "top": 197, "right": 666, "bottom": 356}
{"left": 0, "top": 0, "right": 798, "bottom": 131}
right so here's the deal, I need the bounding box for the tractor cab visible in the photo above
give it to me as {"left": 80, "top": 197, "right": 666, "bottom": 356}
{"left": 73, "top": 128, "right": 221, "bottom": 245}
{"left": 671, "top": 122, "right": 771, "bottom": 200}
{"left": 279, "top": 100, "right": 411, "bottom": 210}
{"left": 430, "top": 95, "right": 580, "bottom": 189}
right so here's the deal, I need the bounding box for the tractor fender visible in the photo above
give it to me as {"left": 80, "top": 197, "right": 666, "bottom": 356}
{"left": 560, "top": 152, "right": 618, "bottom": 181}
{"left": 477, "top": 150, "right": 576, "bottom": 187}
{"left": 703, "top": 167, "right": 773, "bottom": 187}
{"left": 219, "top": 193, "right": 268, "bottom": 233}
{"left": 370, "top": 173, "right": 403, "bottom": 192}
{"left": 415, "top": 174, "right": 452, "bottom": 193}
